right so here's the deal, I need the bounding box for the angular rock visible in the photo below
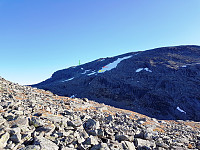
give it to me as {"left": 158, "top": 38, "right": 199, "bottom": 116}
{"left": 64, "top": 135, "right": 74, "bottom": 145}
{"left": 30, "top": 117, "right": 44, "bottom": 128}
{"left": 67, "top": 118, "right": 82, "bottom": 128}
{"left": 91, "top": 143, "right": 110, "bottom": 150}
{"left": 84, "top": 135, "right": 99, "bottom": 145}
{"left": 121, "top": 141, "right": 136, "bottom": 150}
{"left": 108, "top": 142, "right": 123, "bottom": 150}
{"left": 33, "top": 136, "right": 59, "bottom": 150}
{"left": 115, "top": 134, "right": 130, "bottom": 141}
{"left": 0, "top": 117, "right": 6, "bottom": 126}
{"left": 20, "top": 145, "right": 40, "bottom": 150}
{"left": 84, "top": 118, "right": 100, "bottom": 130}
{"left": 82, "top": 98, "right": 89, "bottom": 102}
{"left": 36, "top": 122, "right": 55, "bottom": 136}
{"left": 6, "top": 141, "right": 15, "bottom": 149}
{"left": 135, "top": 138, "right": 156, "bottom": 149}
{"left": 14, "top": 116, "right": 29, "bottom": 127}
{"left": 0, "top": 132, "right": 10, "bottom": 148}
{"left": 10, "top": 133, "right": 22, "bottom": 143}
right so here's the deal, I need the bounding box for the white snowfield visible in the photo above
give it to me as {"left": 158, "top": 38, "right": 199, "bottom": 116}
{"left": 136, "top": 68, "right": 152, "bottom": 73}
{"left": 98, "top": 55, "right": 132, "bottom": 73}
{"left": 62, "top": 77, "right": 74, "bottom": 82}
{"left": 177, "top": 106, "right": 186, "bottom": 114}
{"left": 79, "top": 55, "right": 134, "bottom": 76}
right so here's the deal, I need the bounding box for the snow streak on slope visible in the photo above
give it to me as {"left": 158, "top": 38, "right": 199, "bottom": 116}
{"left": 98, "top": 55, "right": 132, "bottom": 73}
{"left": 136, "top": 68, "right": 152, "bottom": 73}
{"left": 87, "top": 71, "right": 96, "bottom": 76}
{"left": 62, "top": 77, "right": 74, "bottom": 82}
{"left": 177, "top": 106, "right": 186, "bottom": 114}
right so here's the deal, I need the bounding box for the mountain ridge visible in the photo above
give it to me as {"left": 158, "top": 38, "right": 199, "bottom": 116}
{"left": 33, "top": 45, "right": 200, "bottom": 121}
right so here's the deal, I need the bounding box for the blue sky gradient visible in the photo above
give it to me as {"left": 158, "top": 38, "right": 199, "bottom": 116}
{"left": 0, "top": 0, "right": 200, "bottom": 85}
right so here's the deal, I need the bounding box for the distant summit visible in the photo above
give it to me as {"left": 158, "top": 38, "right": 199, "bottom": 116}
{"left": 33, "top": 45, "right": 200, "bottom": 121}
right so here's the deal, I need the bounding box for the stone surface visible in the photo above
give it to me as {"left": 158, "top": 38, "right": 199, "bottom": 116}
{"left": 0, "top": 75, "right": 200, "bottom": 150}
{"left": 14, "top": 116, "right": 29, "bottom": 127}
{"left": 122, "top": 141, "right": 136, "bottom": 150}
{"left": 135, "top": 138, "right": 156, "bottom": 149}
{"left": 33, "top": 136, "right": 59, "bottom": 150}
{"left": 0, "top": 132, "right": 10, "bottom": 148}
{"left": 84, "top": 118, "right": 100, "bottom": 130}
{"left": 20, "top": 145, "right": 40, "bottom": 150}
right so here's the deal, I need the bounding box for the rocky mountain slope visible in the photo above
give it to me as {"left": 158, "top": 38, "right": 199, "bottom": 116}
{"left": 0, "top": 76, "right": 200, "bottom": 149}
{"left": 33, "top": 45, "right": 200, "bottom": 121}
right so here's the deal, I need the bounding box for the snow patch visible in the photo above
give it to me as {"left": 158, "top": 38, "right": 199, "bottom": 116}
{"left": 181, "top": 63, "right": 200, "bottom": 68}
{"left": 87, "top": 71, "right": 96, "bottom": 76}
{"left": 144, "top": 68, "right": 152, "bottom": 72}
{"left": 100, "top": 59, "right": 105, "bottom": 61}
{"left": 81, "top": 70, "right": 90, "bottom": 74}
{"left": 136, "top": 68, "right": 152, "bottom": 73}
{"left": 177, "top": 106, "right": 186, "bottom": 114}
{"left": 136, "top": 68, "right": 144, "bottom": 72}
{"left": 98, "top": 55, "right": 132, "bottom": 73}
{"left": 70, "top": 95, "right": 76, "bottom": 98}
{"left": 81, "top": 68, "right": 84, "bottom": 70}
{"left": 62, "top": 77, "right": 74, "bottom": 82}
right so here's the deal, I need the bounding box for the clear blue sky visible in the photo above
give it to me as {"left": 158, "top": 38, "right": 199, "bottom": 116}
{"left": 0, "top": 0, "right": 200, "bottom": 85}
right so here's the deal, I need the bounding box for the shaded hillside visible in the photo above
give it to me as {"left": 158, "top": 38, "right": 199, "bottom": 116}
{"left": 33, "top": 45, "right": 200, "bottom": 121}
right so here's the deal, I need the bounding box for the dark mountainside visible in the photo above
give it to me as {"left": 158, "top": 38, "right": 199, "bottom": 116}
{"left": 33, "top": 45, "right": 200, "bottom": 121}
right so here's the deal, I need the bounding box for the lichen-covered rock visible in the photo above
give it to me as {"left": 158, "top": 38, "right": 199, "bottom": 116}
{"left": 30, "top": 117, "right": 44, "bottom": 128}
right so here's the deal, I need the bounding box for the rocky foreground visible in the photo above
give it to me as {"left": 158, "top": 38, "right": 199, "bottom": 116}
{"left": 0, "top": 76, "right": 200, "bottom": 150}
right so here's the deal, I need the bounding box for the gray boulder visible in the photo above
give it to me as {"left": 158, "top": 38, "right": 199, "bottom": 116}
{"left": 33, "top": 136, "right": 59, "bottom": 150}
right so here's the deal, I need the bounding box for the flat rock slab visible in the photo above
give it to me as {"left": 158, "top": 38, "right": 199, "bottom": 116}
{"left": 33, "top": 136, "right": 59, "bottom": 150}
